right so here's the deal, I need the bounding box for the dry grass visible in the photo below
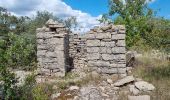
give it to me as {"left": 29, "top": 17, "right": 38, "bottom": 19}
{"left": 133, "top": 55, "right": 170, "bottom": 100}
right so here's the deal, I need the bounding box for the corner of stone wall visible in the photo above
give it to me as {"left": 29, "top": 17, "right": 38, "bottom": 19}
{"left": 36, "top": 19, "right": 69, "bottom": 77}
{"left": 85, "top": 24, "right": 126, "bottom": 75}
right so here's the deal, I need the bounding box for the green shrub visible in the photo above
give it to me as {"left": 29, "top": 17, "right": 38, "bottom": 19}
{"left": 5, "top": 33, "right": 36, "bottom": 70}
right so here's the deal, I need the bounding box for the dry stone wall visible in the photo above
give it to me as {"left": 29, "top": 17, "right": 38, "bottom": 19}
{"left": 36, "top": 19, "right": 69, "bottom": 77}
{"left": 36, "top": 19, "right": 126, "bottom": 77}
{"left": 85, "top": 25, "right": 126, "bottom": 74}
{"left": 69, "top": 33, "right": 87, "bottom": 71}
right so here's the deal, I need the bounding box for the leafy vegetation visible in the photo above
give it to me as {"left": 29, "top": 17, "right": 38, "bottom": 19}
{"left": 103, "top": 0, "right": 170, "bottom": 52}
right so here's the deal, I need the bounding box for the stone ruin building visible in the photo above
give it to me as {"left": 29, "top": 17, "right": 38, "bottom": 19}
{"left": 36, "top": 19, "right": 126, "bottom": 77}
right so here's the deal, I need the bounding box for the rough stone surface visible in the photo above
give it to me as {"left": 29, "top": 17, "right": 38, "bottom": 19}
{"left": 69, "top": 86, "right": 80, "bottom": 91}
{"left": 114, "top": 76, "right": 135, "bottom": 86}
{"left": 36, "top": 19, "right": 69, "bottom": 77}
{"left": 37, "top": 20, "right": 127, "bottom": 77}
{"left": 129, "top": 85, "right": 140, "bottom": 95}
{"left": 135, "top": 81, "right": 155, "bottom": 91}
{"left": 128, "top": 95, "right": 150, "bottom": 100}
{"left": 79, "top": 86, "right": 102, "bottom": 100}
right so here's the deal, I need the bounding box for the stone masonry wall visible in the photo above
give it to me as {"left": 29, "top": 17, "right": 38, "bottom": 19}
{"left": 36, "top": 19, "right": 126, "bottom": 77}
{"left": 36, "top": 19, "right": 69, "bottom": 77}
{"left": 85, "top": 24, "right": 126, "bottom": 75}
{"left": 69, "top": 33, "right": 87, "bottom": 71}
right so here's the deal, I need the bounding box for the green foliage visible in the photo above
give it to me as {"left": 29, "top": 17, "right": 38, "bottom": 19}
{"left": 32, "top": 84, "right": 53, "bottom": 100}
{"left": 5, "top": 33, "right": 36, "bottom": 70}
{"left": 109, "top": 0, "right": 153, "bottom": 47}
{"left": 18, "top": 74, "right": 36, "bottom": 100}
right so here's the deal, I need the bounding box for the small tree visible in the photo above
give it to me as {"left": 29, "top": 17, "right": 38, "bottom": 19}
{"left": 109, "top": 0, "right": 153, "bottom": 47}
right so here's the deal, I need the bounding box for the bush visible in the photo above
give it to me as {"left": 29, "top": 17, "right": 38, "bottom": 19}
{"left": 5, "top": 33, "right": 36, "bottom": 70}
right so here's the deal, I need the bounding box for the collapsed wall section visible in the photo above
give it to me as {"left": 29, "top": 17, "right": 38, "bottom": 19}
{"left": 36, "top": 19, "right": 69, "bottom": 77}
{"left": 85, "top": 24, "right": 126, "bottom": 75}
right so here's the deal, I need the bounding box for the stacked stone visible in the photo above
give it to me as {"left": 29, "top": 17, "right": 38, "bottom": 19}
{"left": 86, "top": 24, "right": 126, "bottom": 75}
{"left": 36, "top": 19, "right": 69, "bottom": 77}
{"left": 69, "top": 33, "right": 87, "bottom": 70}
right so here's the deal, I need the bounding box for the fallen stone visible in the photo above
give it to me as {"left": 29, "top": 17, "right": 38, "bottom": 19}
{"left": 113, "top": 76, "right": 135, "bottom": 87}
{"left": 128, "top": 95, "right": 150, "bottom": 100}
{"left": 135, "top": 81, "right": 155, "bottom": 91}
{"left": 69, "top": 86, "right": 80, "bottom": 91}
{"left": 129, "top": 85, "right": 140, "bottom": 95}
{"left": 107, "top": 79, "right": 113, "bottom": 84}
{"left": 51, "top": 93, "right": 61, "bottom": 99}
{"left": 79, "top": 86, "right": 102, "bottom": 100}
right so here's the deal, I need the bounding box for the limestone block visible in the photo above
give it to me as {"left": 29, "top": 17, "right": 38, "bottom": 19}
{"left": 37, "top": 50, "right": 46, "bottom": 57}
{"left": 43, "top": 58, "right": 57, "bottom": 63}
{"left": 55, "top": 45, "right": 64, "bottom": 51}
{"left": 110, "top": 64, "right": 126, "bottom": 68}
{"left": 95, "top": 33, "right": 111, "bottom": 39}
{"left": 87, "top": 40, "right": 100, "bottom": 47}
{"left": 98, "top": 67, "right": 126, "bottom": 74}
{"left": 88, "top": 61, "right": 110, "bottom": 67}
{"left": 37, "top": 45, "right": 46, "bottom": 50}
{"left": 50, "top": 38, "right": 64, "bottom": 45}
{"left": 112, "top": 47, "right": 126, "bottom": 54}
{"left": 100, "top": 47, "right": 112, "bottom": 54}
{"left": 102, "top": 54, "right": 114, "bottom": 61}
{"left": 101, "top": 41, "right": 115, "bottom": 47}
{"left": 116, "top": 40, "right": 125, "bottom": 47}
{"left": 45, "top": 52, "right": 57, "bottom": 58}
{"left": 114, "top": 54, "right": 126, "bottom": 60}
{"left": 112, "top": 34, "right": 125, "bottom": 40}
{"left": 113, "top": 76, "right": 135, "bottom": 86}
{"left": 87, "top": 47, "right": 100, "bottom": 53}
{"left": 101, "top": 25, "right": 112, "bottom": 31}
{"left": 37, "top": 39, "right": 44, "bottom": 44}
{"left": 87, "top": 53, "right": 100, "bottom": 60}
{"left": 85, "top": 34, "right": 95, "bottom": 39}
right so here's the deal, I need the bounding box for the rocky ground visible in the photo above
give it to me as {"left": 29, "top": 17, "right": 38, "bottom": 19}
{"left": 49, "top": 71, "right": 155, "bottom": 100}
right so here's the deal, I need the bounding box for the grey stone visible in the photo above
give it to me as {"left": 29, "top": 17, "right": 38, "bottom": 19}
{"left": 112, "top": 47, "right": 126, "bottom": 54}
{"left": 102, "top": 54, "right": 114, "bottom": 61}
{"left": 129, "top": 85, "right": 140, "bottom": 95}
{"left": 85, "top": 34, "right": 95, "bottom": 39}
{"left": 51, "top": 93, "right": 61, "bottom": 99}
{"left": 37, "top": 50, "right": 46, "bottom": 56}
{"left": 135, "top": 81, "right": 155, "bottom": 91}
{"left": 116, "top": 40, "right": 125, "bottom": 47}
{"left": 95, "top": 33, "right": 111, "bottom": 39}
{"left": 101, "top": 41, "right": 115, "bottom": 47}
{"left": 112, "top": 34, "right": 125, "bottom": 40}
{"left": 107, "top": 79, "right": 113, "bottom": 84}
{"left": 101, "top": 25, "right": 112, "bottom": 31}
{"left": 114, "top": 54, "right": 126, "bottom": 60}
{"left": 87, "top": 47, "right": 100, "bottom": 53}
{"left": 100, "top": 47, "right": 112, "bottom": 54}
{"left": 128, "top": 95, "right": 150, "bottom": 100}
{"left": 79, "top": 86, "right": 102, "bottom": 100}
{"left": 87, "top": 53, "right": 100, "bottom": 60}
{"left": 69, "top": 86, "right": 80, "bottom": 91}
{"left": 87, "top": 40, "right": 100, "bottom": 46}
{"left": 88, "top": 61, "right": 110, "bottom": 67}
{"left": 113, "top": 76, "right": 135, "bottom": 86}
{"left": 99, "top": 67, "right": 126, "bottom": 74}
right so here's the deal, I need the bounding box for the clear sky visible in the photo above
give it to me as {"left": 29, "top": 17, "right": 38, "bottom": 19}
{"left": 0, "top": 0, "right": 169, "bottom": 32}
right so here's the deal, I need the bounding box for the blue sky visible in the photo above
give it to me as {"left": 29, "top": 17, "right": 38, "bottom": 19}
{"left": 0, "top": 0, "right": 169, "bottom": 32}
{"left": 64, "top": 0, "right": 170, "bottom": 19}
